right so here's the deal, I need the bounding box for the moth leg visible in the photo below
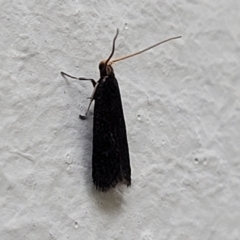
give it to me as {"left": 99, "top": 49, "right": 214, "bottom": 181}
{"left": 60, "top": 71, "right": 98, "bottom": 119}
{"left": 79, "top": 82, "right": 99, "bottom": 120}
{"left": 61, "top": 71, "right": 96, "bottom": 87}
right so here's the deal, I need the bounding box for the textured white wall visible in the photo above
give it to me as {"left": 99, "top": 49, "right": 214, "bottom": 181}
{"left": 1, "top": 1, "right": 240, "bottom": 239}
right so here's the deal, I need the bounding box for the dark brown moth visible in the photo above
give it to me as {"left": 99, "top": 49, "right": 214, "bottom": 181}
{"left": 61, "top": 29, "right": 181, "bottom": 191}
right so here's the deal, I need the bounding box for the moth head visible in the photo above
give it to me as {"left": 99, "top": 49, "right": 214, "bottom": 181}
{"left": 99, "top": 60, "right": 114, "bottom": 77}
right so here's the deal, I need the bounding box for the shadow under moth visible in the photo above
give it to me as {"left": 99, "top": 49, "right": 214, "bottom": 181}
{"left": 61, "top": 29, "right": 181, "bottom": 192}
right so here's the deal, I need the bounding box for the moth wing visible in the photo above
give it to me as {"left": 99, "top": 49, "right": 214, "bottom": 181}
{"left": 92, "top": 76, "right": 131, "bottom": 191}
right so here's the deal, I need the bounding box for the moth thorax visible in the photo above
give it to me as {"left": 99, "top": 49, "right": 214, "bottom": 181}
{"left": 99, "top": 60, "right": 114, "bottom": 77}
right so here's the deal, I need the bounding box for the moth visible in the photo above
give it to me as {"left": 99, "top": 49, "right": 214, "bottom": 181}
{"left": 61, "top": 29, "right": 181, "bottom": 191}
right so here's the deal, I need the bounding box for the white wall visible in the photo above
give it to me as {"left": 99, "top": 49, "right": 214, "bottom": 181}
{"left": 1, "top": 1, "right": 240, "bottom": 239}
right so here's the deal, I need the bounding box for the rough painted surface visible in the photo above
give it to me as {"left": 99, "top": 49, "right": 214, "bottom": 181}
{"left": 0, "top": 1, "right": 240, "bottom": 239}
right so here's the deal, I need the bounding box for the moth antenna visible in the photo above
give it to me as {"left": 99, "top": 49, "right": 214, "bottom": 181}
{"left": 103, "top": 29, "right": 119, "bottom": 68}
{"left": 111, "top": 36, "right": 181, "bottom": 63}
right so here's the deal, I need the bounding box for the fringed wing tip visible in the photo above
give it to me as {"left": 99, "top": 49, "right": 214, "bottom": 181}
{"left": 94, "top": 178, "right": 131, "bottom": 192}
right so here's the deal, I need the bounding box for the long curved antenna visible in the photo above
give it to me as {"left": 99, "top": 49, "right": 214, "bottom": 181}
{"left": 111, "top": 36, "right": 181, "bottom": 63}
{"left": 103, "top": 29, "right": 119, "bottom": 67}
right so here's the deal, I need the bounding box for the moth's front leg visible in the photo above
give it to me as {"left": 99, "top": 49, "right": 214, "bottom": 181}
{"left": 61, "top": 72, "right": 96, "bottom": 87}
{"left": 61, "top": 71, "right": 97, "bottom": 119}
